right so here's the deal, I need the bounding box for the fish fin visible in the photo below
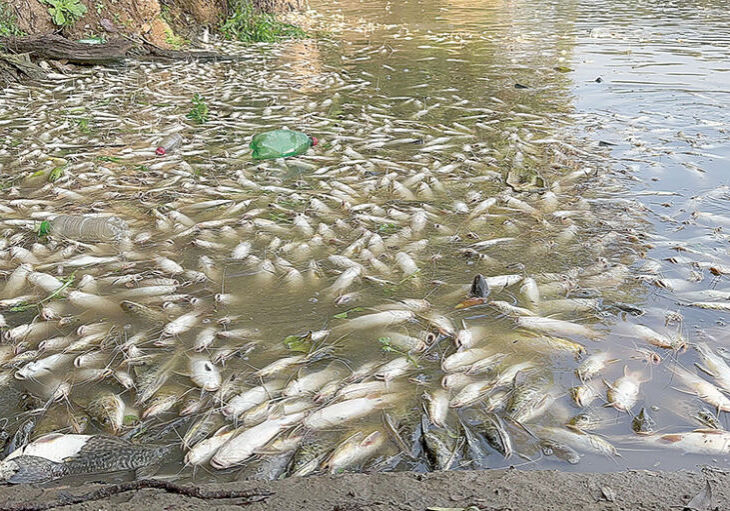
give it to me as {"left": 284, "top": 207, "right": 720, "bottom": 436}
{"left": 515, "top": 451, "right": 538, "bottom": 462}
{"left": 602, "top": 378, "right": 615, "bottom": 391}
{"left": 214, "top": 425, "right": 233, "bottom": 436}
{"left": 669, "top": 385, "right": 695, "bottom": 396}
{"left": 623, "top": 365, "right": 630, "bottom": 378}
{"left": 361, "top": 431, "right": 382, "bottom": 447}
{"left": 694, "top": 362, "right": 717, "bottom": 378}
{"left": 692, "top": 428, "right": 724, "bottom": 434}
{"left": 658, "top": 434, "right": 683, "bottom": 443}
{"left": 510, "top": 419, "right": 537, "bottom": 439}
{"left": 135, "top": 463, "right": 160, "bottom": 480}
{"left": 34, "top": 433, "right": 67, "bottom": 444}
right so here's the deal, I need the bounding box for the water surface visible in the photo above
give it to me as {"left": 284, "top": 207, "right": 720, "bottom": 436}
{"left": 0, "top": 0, "right": 729, "bottom": 481}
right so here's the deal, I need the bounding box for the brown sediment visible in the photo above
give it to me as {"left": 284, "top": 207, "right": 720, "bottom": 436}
{"left": 0, "top": 469, "right": 727, "bottom": 511}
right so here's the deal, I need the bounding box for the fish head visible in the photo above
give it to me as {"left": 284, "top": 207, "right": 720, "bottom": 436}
{"left": 0, "top": 460, "right": 20, "bottom": 483}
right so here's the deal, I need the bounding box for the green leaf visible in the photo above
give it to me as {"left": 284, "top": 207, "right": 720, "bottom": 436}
{"left": 9, "top": 303, "right": 34, "bottom": 312}
{"left": 378, "top": 336, "right": 420, "bottom": 368}
{"left": 284, "top": 333, "right": 312, "bottom": 353}
{"left": 38, "top": 220, "right": 51, "bottom": 237}
{"left": 96, "top": 155, "right": 122, "bottom": 163}
{"left": 554, "top": 65, "right": 573, "bottom": 73}
{"left": 70, "top": 3, "right": 86, "bottom": 16}
{"left": 48, "top": 166, "right": 65, "bottom": 182}
{"left": 377, "top": 223, "right": 399, "bottom": 234}
{"left": 333, "top": 307, "right": 364, "bottom": 319}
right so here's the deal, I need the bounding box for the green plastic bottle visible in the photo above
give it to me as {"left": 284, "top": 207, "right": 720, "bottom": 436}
{"left": 250, "top": 129, "right": 318, "bottom": 160}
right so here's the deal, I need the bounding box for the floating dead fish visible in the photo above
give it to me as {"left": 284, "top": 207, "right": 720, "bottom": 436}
{"left": 0, "top": 434, "right": 171, "bottom": 484}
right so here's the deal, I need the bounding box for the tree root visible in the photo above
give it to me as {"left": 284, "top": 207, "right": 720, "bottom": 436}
{"left": 0, "top": 479, "right": 273, "bottom": 511}
{"left": 0, "top": 34, "right": 233, "bottom": 67}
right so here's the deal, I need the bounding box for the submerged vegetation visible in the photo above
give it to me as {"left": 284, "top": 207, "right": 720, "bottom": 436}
{"left": 221, "top": 0, "right": 307, "bottom": 43}
{"left": 186, "top": 93, "right": 209, "bottom": 124}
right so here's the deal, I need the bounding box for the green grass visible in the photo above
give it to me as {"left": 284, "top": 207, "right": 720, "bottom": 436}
{"left": 0, "top": 1, "right": 23, "bottom": 37}
{"left": 164, "top": 26, "right": 187, "bottom": 50}
{"left": 221, "top": 0, "right": 306, "bottom": 43}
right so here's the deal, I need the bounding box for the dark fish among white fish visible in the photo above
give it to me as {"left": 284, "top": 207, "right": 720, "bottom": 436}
{"left": 0, "top": 434, "right": 172, "bottom": 484}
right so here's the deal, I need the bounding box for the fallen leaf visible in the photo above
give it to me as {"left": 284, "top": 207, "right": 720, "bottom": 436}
{"left": 455, "top": 297, "right": 488, "bottom": 309}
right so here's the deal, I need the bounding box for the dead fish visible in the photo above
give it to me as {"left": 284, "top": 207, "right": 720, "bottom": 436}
{"left": 86, "top": 392, "right": 125, "bottom": 433}
{"left": 210, "top": 413, "right": 306, "bottom": 469}
{"left": 422, "top": 425, "right": 461, "bottom": 470}
{"left": 531, "top": 426, "right": 619, "bottom": 458}
{"left": 641, "top": 429, "right": 730, "bottom": 455}
{"left": 632, "top": 408, "right": 656, "bottom": 435}
{"left": 304, "top": 394, "right": 398, "bottom": 430}
{"left": 187, "top": 357, "right": 221, "bottom": 391}
{"left": 516, "top": 316, "right": 602, "bottom": 340}
{"left": 605, "top": 366, "right": 647, "bottom": 412}
{"left": 0, "top": 434, "right": 171, "bottom": 484}
{"left": 576, "top": 352, "right": 618, "bottom": 382}
{"left": 323, "top": 431, "right": 385, "bottom": 473}
{"left": 670, "top": 366, "right": 730, "bottom": 413}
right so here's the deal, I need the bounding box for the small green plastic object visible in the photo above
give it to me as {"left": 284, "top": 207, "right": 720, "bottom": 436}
{"left": 250, "top": 129, "right": 318, "bottom": 160}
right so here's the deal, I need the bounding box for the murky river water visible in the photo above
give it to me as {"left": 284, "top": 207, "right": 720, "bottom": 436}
{"left": 0, "top": 0, "right": 729, "bottom": 483}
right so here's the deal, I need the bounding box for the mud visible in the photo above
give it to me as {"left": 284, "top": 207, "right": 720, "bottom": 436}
{"left": 0, "top": 469, "right": 726, "bottom": 511}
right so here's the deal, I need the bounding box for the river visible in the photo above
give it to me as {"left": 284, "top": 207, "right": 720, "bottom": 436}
{"left": 0, "top": 0, "right": 728, "bottom": 482}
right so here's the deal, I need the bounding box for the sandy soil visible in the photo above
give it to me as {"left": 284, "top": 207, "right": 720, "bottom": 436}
{"left": 0, "top": 468, "right": 725, "bottom": 511}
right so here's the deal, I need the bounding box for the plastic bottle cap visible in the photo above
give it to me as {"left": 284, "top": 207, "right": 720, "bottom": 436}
{"left": 311, "top": 136, "right": 319, "bottom": 147}
{"left": 155, "top": 147, "right": 166, "bottom": 156}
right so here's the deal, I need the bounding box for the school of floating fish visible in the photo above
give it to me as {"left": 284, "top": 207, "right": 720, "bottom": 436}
{"left": 0, "top": 10, "right": 729, "bottom": 485}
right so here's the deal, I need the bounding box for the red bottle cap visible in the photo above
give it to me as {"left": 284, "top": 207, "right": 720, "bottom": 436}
{"left": 311, "top": 136, "right": 319, "bottom": 147}
{"left": 155, "top": 147, "right": 166, "bottom": 156}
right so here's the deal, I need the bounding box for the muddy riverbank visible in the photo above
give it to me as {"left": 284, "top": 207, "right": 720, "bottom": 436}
{"left": 0, "top": 469, "right": 725, "bottom": 511}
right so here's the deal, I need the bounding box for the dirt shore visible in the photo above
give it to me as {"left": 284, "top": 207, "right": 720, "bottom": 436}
{"left": 0, "top": 469, "right": 725, "bottom": 511}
